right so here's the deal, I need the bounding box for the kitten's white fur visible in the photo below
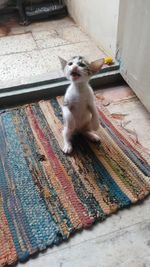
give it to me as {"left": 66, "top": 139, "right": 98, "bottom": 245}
{"left": 60, "top": 56, "right": 104, "bottom": 154}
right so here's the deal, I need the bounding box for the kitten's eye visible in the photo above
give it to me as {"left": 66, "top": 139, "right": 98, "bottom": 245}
{"left": 78, "top": 62, "right": 86, "bottom": 67}
{"left": 68, "top": 62, "right": 73, "bottom": 66}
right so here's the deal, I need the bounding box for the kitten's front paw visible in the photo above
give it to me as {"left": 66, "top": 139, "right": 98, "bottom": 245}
{"left": 63, "top": 143, "right": 73, "bottom": 154}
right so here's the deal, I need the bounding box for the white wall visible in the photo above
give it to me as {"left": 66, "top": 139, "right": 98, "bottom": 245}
{"left": 66, "top": 0, "right": 120, "bottom": 56}
{"left": 117, "top": 0, "right": 150, "bottom": 112}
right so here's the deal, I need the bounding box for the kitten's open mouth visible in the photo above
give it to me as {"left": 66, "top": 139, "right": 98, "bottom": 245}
{"left": 71, "top": 71, "right": 81, "bottom": 78}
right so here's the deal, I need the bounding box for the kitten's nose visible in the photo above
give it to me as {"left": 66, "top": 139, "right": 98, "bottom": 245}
{"left": 72, "top": 66, "right": 78, "bottom": 72}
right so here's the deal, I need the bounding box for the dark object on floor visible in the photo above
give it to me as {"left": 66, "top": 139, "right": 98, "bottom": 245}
{"left": 0, "top": 1, "right": 67, "bottom": 25}
{"left": 17, "top": 0, "right": 67, "bottom": 25}
{"left": 36, "top": 153, "right": 46, "bottom": 161}
{"left": 0, "top": 23, "right": 10, "bottom": 37}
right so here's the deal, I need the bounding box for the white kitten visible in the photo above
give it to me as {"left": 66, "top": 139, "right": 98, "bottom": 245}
{"left": 59, "top": 56, "right": 104, "bottom": 154}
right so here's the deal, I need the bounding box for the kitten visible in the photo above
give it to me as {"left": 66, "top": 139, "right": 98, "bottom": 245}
{"left": 59, "top": 56, "right": 104, "bottom": 154}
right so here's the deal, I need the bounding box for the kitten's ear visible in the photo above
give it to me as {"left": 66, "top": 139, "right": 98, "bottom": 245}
{"left": 58, "top": 56, "right": 67, "bottom": 70}
{"left": 89, "top": 58, "right": 104, "bottom": 74}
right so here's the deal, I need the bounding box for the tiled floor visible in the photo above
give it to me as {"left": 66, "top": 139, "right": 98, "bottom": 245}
{"left": 0, "top": 15, "right": 105, "bottom": 88}
{"left": 1, "top": 14, "right": 150, "bottom": 267}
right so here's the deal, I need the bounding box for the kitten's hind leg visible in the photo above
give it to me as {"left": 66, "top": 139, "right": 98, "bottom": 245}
{"left": 82, "top": 121, "right": 100, "bottom": 142}
{"left": 84, "top": 131, "right": 100, "bottom": 142}
{"left": 62, "top": 107, "right": 75, "bottom": 154}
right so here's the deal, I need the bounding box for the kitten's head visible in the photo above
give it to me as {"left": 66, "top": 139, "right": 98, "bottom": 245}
{"left": 59, "top": 56, "right": 104, "bottom": 83}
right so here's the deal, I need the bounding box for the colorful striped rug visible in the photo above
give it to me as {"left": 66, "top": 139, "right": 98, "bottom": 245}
{"left": 0, "top": 96, "right": 150, "bottom": 266}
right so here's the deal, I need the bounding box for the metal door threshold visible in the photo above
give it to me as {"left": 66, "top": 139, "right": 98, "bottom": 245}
{"left": 0, "top": 62, "right": 124, "bottom": 108}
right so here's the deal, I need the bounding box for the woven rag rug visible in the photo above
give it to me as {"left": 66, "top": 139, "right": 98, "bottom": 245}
{"left": 0, "top": 96, "right": 150, "bottom": 266}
